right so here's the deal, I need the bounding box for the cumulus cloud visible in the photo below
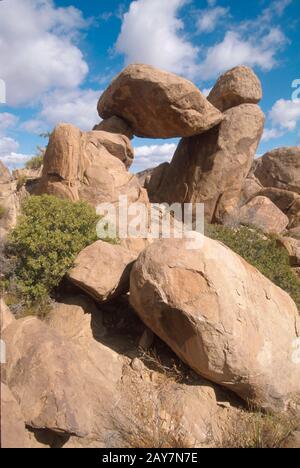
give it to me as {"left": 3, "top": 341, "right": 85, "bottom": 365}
{"left": 198, "top": 29, "right": 286, "bottom": 80}
{"left": 115, "top": 0, "right": 199, "bottom": 78}
{"left": 262, "top": 128, "right": 284, "bottom": 142}
{"left": 132, "top": 143, "right": 177, "bottom": 172}
{"left": 269, "top": 99, "right": 300, "bottom": 131}
{"left": 0, "top": 113, "right": 19, "bottom": 134}
{"left": 197, "top": 6, "right": 230, "bottom": 33}
{"left": 0, "top": 0, "right": 89, "bottom": 105}
{"left": 0, "top": 135, "right": 32, "bottom": 169}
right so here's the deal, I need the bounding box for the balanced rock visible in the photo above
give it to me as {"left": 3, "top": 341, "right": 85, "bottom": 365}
{"left": 254, "top": 147, "right": 300, "bottom": 195}
{"left": 34, "top": 123, "right": 147, "bottom": 207}
{"left": 208, "top": 66, "right": 262, "bottom": 112}
{"left": 93, "top": 116, "right": 134, "bottom": 140}
{"left": 238, "top": 196, "right": 289, "bottom": 234}
{"left": 130, "top": 237, "right": 300, "bottom": 411}
{"left": 97, "top": 64, "right": 223, "bottom": 139}
{"left": 68, "top": 240, "right": 136, "bottom": 302}
{"left": 154, "top": 104, "right": 265, "bottom": 223}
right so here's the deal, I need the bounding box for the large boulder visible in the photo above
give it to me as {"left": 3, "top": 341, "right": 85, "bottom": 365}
{"left": 97, "top": 64, "right": 223, "bottom": 139}
{"left": 0, "top": 298, "right": 15, "bottom": 332}
{"left": 208, "top": 66, "right": 262, "bottom": 112}
{"left": 0, "top": 180, "right": 27, "bottom": 240}
{"left": 1, "top": 383, "right": 28, "bottom": 448}
{"left": 130, "top": 237, "right": 300, "bottom": 411}
{"left": 238, "top": 196, "right": 289, "bottom": 234}
{"left": 2, "top": 311, "right": 124, "bottom": 441}
{"left": 86, "top": 130, "right": 134, "bottom": 169}
{"left": 93, "top": 116, "right": 134, "bottom": 140}
{"left": 68, "top": 240, "right": 136, "bottom": 302}
{"left": 254, "top": 147, "right": 300, "bottom": 195}
{"left": 154, "top": 104, "right": 265, "bottom": 223}
{"left": 34, "top": 123, "right": 147, "bottom": 207}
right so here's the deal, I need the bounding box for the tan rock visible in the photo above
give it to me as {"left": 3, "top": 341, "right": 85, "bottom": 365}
{"left": 2, "top": 314, "right": 124, "bottom": 439}
{"left": 238, "top": 196, "right": 289, "bottom": 234}
{"left": 240, "top": 175, "right": 263, "bottom": 203}
{"left": 147, "top": 162, "right": 170, "bottom": 201}
{"left": 34, "top": 123, "right": 147, "bottom": 208}
{"left": 68, "top": 240, "right": 137, "bottom": 302}
{"left": 1, "top": 383, "right": 27, "bottom": 448}
{"left": 208, "top": 66, "right": 262, "bottom": 112}
{"left": 0, "top": 161, "right": 11, "bottom": 182}
{"left": 88, "top": 130, "right": 134, "bottom": 169}
{"left": 130, "top": 237, "right": 300, "bottom": 411}
{"left": 93, "top": 116, "right": 134, "bottom": 140}
{"left": 254, "top": 147, "right": 300, "bottom": 194}
{"left": 277, "top": 237, "right": 300, "bottom": 266}
{"left": 155, "top": 104, "right": 265, "bottom": 223}
{"left": 97, "top": 64, "right": 223, "bottom": 139}
{"left": 0, "top": 298, "right": 15, "bottom": 332}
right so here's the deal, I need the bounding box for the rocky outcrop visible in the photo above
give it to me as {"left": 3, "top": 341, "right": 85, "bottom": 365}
{"left": 93, "top": 116, "right": 134, "bottom": 140}
{"left": 254, "top": 148, "right": 300, "bottom": 195}
{"left": 208, "top": 66, "right": 262, "bottom": 112}
{"left": 2, "top": 312, "right": 124, "bottom": 441}
{"left": 68, "top": 240, "right": 136, "bottom": 302}
{"left": 97, "top": 64, "right": 223, "bottom": 139}
{"left": 34, "top": 123, "right": 147, "bottom": 207}
{"left": 153, "top": 104, "right": 265, "bottom": 223}
{"left": 86, "top": 130, "right": 134, "bottom": 169}
{"left": 0, "top": 298, "right": 15, "bottom": 332}
{"left": 1, "top": 383, "right": 28, "bottom": 448}
{"left": 238, "top": 196, "right": 289, "bottom": 234}
{"left": 0, "top": 161, "right": 11, "bottom": 183}
{"left": 130, "top": 237, "right": 300, "bottom": 411}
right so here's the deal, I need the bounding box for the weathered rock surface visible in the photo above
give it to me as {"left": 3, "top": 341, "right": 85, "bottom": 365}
{"left": 240, "top": 174, "right": 263, "bottom": 203}
{"left": 1, "top": 383, "right": 28, "bottom": 448}
{"left": 238, "top": 196, "right": 289, "bottom": 234}
{"left": 254, "top": 147, "right": 300, "bottom": 195}
{"left": 0, "top": 298, "right": 15, "bottom": 332}
{"left": 97, "top": 64, "right": 223, "bottom": 139}
{"left": 0, "top": 180, "right": 27, "bottom": 239}
{"left": 68, "top": 240, "right": 136, "bottom": 302}
{"left": 208, "top": 66, "right": 262, "bottom": 112}
{"left": 130, "top": 237, "right": 300, "bottom": 411}
{"left": 277, "top": 237, "right": 300, "bottom": 266}
{"left": 2, "top": 313, "right": 124, "bottom": 440}
{"left": 0, "top": 161, "right": 11, "bottom": 182}
{"left": 87, "top": 130, "right": 134, "bottom": 169}
{"left": 154, "top": 104, "right": 265, "bottom": 223}
{"left": 93, "top": 116, "right": 134, "bottom": 140}
{"left": 34, "top": 123, "right": 147, "bottom": 207}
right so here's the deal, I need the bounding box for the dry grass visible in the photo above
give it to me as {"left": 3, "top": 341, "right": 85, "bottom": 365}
{"left": 222, "top": 410, "right": 300, "bottom": 448}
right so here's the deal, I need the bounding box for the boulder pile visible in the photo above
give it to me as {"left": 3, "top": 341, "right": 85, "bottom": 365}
{"left": 1, "top": 63, "right": 300, "bottom": 448}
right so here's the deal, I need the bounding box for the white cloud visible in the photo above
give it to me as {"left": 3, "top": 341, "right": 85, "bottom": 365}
{"left": 0, "top": 0, "right": 89, "bottom": 105}
{"left": 197, "top": 6, "right": 230, "bottom": 33}
{"left": 198, "top": 29, "right": 286, "bottom": 80}
{"left": 21, "top": 88, "right": 101, "bottom": 133}
{"left": 0, "top": 113, "right": 19, "bottom": 134}
{"left": 262, "top": 128, "right": 284, "bottom": 142}
{"left": 115, "top": 0, "right": 199, "bottom": 78}
{"left": 0, "top": 135, "right": 32, "bottom": 169}
{"left": 0, "top": 137, "right": 20, "bottom": 156}
{"left": 132, "top": 143, "right": 177, "bottom": 171}
{"left": 269, "top": 99, "right": 300, "bottom": 131}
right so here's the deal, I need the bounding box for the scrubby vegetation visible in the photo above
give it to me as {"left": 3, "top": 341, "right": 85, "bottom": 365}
{"left": 5, "top": 195, "right": 100, "bottom": 304}
{"left": 206, "top": 224, "right": 300, "bottom": 310}
{"left": 0, "top": 204, "right": 6, "bottom": 219}
{"left": 25, "top": 152, "right": 44, "bottom": 170}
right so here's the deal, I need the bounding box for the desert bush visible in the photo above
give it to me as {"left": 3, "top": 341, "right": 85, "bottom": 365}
{"left": 0, "top": 204, "right": 6, "bottom": 219}
{"left": 223, "top": 410, "right": 300, "bottom": 448}
{"left": 25, "top": 152, "right": 44, "bottom": 170}
{"left": 7, "top": 195, "right": 100, "bottom": 303}
{"left": 206, "top": 224, "right": 300, "bottom": 310}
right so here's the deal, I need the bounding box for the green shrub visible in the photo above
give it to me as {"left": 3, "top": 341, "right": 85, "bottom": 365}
{"left": 7, "top": 195, "right": 100, "bottom": 303}
{"left": 25, "top": 152, "right": 44, "bottom": 170}
{"left": 16, "top": 175, "right": 28, "bottom": 190}
{"left": 0, "top": 204, "right": 6, "bottom": 219}
{"left": 206, "top": 224, "right": 300, "bottom": 310}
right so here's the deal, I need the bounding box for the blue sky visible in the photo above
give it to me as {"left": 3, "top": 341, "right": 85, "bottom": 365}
{"left": 0, "top": 0, "right": 300, "bottom": 173}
